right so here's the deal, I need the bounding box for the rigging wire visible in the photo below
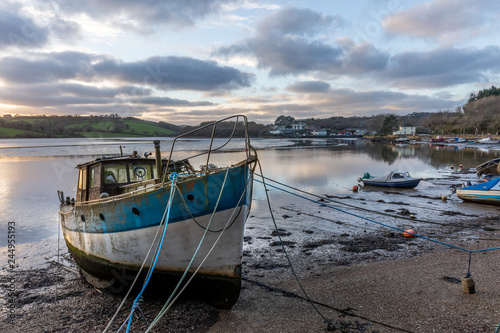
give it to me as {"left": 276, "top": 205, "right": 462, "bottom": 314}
{"left": 255, "top": 159, "right": 343, "bottom": 332}
{"left": 257, "top": 174, "right": 500, "bottom": 232}
{"left": 255, "top": 178, "right": 500, "bottom": 254}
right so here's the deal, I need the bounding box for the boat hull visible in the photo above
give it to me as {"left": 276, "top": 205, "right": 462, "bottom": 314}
{"left": 456, "top": 178, "right": 500, "bottom": 205}
{"left": 456, "top": 189, "right": 500, "bottom": 205}
{"left": 60, "top": 163, "right": 253, "bottom": 308}
{"left": 362, "top": 179, "right": 421, "bottom": 189}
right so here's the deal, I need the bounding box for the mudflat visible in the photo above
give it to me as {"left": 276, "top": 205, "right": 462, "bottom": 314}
{"left": 2, "top": 175, "right": 500, "bottom": 332}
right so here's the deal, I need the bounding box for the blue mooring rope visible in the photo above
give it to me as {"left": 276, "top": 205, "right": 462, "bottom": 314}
{"left": 255, "top": 179, "right": 500, "bottom": 255}
{"left": 124, "top": 172, "right": 178, "bottom": 333}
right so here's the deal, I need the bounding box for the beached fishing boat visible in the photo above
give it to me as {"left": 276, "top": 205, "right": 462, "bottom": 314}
{"left": 57, "top": 116, "right": 256, "bottom": 308}
{"left": 456, "top": 178, "right": 500, "bottom": 204}
{"left": 359, "top": 170, "right": 421, "bottom": 189}
{"left": 476, "top": 158, "right": 500, "bottom": 177}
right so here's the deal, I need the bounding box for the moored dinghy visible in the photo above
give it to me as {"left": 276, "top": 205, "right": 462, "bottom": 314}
{"left": 456, "top": 178, "right": 500, "bottom": 204}
{"left": 57, "top": 115, "right": 256, "bottom": 308}
{"left": 359, "top": 170, "right": 421, "bottom": 189}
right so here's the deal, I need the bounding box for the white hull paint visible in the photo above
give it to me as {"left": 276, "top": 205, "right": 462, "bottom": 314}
{"left": 62, "top": 205, "right": 248, "bottom": 276}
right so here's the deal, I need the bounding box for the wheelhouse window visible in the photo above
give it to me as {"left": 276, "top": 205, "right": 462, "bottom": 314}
{"left": 78, "top": 168, "right": 87, "bottom": 189}
{"left": 103, "top": 164, "right": 128, "bottom": 184}
{"left": 129, "top": 163, "right": 153, "bottom": 182}
{"left": 90, "top": 165, "right": 101, "bottom": 188}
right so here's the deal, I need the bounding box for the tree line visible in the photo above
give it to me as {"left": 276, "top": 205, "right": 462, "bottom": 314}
{"left": 274, "top": 86, "right": 500, "bottom": 136}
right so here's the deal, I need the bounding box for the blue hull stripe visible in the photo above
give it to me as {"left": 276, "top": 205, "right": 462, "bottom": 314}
{"left": 62, "top": 165, "right": 251, "bottom": 234}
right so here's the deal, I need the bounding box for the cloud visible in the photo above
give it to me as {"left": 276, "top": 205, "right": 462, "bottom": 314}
{"left": 0, "top": 82, "right": 214, "bottom": 109}
{"left": 383, "top": 46, "right": 500, "bottom": 88}
{"left": 382, "top": 0, "right": 500, "bottom": 43}
{"left": 46, "top": 0, "right": 240, "bottom": 34}
{"left": 214, "top": 7, "right": 388, "bottom": 77}
{"left": 0, "top": 9, "right": 48, "bottom": 48}
{"left": 0, "top": 52, "right": 254, "bottom": 91}
{"left": 48, "top": 16, "right": 81, "bottom": 42}
{"left": 0, "top": 52, "right": 99, "bottom": 83}
{"left": 93, "top": 56, "right": 255, "bottom": 91}
{"left": 287, "top": 81, "right": 330, "bottom": 93}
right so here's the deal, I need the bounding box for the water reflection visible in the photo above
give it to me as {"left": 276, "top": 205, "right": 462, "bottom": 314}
{"left": 2, "top": 137, "right": 500, "bottom": 246}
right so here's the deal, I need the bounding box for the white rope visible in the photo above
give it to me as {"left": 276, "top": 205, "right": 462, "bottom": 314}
{"left": 102, "top": 176, "right": 177, "bottom": 333}
{"left": 145, "top": 167, "right": 253, "bottom": 331}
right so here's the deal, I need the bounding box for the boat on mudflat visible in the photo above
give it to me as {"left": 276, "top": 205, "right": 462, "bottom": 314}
{"left": 446, "top": 137, "right": 467, "bottom": 144}
{"left": 476, "top": 158, "right": 500, "bottom": 177}
{"left": 359, "top": 170, "right": 421, "bottom": 189}
{"left": 430, "top": 136, "right": 446, "bottom": 143}
{"left": 456, "top": 178, "right": 500, "bottom": 205}
{"left": 478, "top": 137, "right": 499, "bottom": 144}
{"left": 58, "top": 115, "right": 256, "bottom": 308}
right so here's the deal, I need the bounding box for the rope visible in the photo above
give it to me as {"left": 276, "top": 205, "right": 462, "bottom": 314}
{"left": 243, "top": 277, "right": 414, "bottom": 333}
{"left": 56, "top": 213, "right": 61, "bottom": 304}
{"left": 123, "top": 173, "right": 179, "bottom": 333}
{"left": 257, "top": 174, "right": 500, "bottom": 232}
{"left": 145, "top": 155, "right": 255, "bottom": 331}
{"left": 466, "top": 252, "right": 472, "bottom": 278}
{"left": 255, "top": 160, "right": 343, "bottom": 332}
{"left": 102, "top": 175, "right": 178, "bottom": 333}
{"left": 255, "top": 178, "right": 500, "bottom": 254}
{"left": 145, "top": 167, "right": 236, "bottom": 331}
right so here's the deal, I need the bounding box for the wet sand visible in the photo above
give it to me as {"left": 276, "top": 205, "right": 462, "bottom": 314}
{"left": 2, "top": 170, "right": 500, "bottom": 332}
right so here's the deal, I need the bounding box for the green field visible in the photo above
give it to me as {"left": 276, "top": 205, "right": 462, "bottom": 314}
{"left": 0, "top": 126, "right": 33, "bottom": 137}
{"left": 0, "top": 116, "right": 179, "bottom": 138}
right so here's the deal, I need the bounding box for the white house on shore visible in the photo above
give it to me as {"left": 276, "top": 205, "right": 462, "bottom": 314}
{"left": 292, "top": 122, "right": 306, "bottom": 130}
{"left": 312, "top": 129, "right": 328, "bottom": 136}
{"left": 393, "top": 124, "right": 416, "bottom": 136}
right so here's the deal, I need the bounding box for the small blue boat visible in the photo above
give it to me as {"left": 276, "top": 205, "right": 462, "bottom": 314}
{"left": 456, "top": 178, "right": 500, "bottom": 204}
{"left": 359, "top": 170, "right": 421, "bottom": 189}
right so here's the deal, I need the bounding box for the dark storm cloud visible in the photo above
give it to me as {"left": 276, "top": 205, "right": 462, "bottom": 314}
{"left": 383, "top": 46, "right": 500, "bottom": 88}
{"left": 46, "top": 0, "right": 239, "bottom": 33}
{"left": 214, "top": 7, "right": 389, "bottom": 76}
{"left": 0, "top": 52, "right": 254, "bottom": 91}
{"left": 287, "top": 81, "right": 330, "bottom": 93}
{"left": 0, "top": 9, "right": 48, "bottom": 48}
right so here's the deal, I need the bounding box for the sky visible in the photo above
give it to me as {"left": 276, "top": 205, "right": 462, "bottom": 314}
{"left": 0, "top": 0, "right": 499, "bottom": 126}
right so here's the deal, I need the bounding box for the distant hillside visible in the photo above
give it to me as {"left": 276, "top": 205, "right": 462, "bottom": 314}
{"left": 0, "top": 115, "right": 181, "bottom": 138}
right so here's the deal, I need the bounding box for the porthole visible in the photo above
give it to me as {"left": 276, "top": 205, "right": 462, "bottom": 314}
{"left": 132, "top": 207, "right": 140, "bottom": 216}
{"left": 186, "top": 194, "right": 194, "bottom": 202}
{"left": 81, "top": 214, "right": 86, "bottom": 222}
{"left": 99, "top": 213, "right": 105, "bottom": 221}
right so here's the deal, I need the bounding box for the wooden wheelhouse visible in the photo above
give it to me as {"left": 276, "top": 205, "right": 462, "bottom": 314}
{"left": 75, "top": 141, "right": 195, "bottom": 203}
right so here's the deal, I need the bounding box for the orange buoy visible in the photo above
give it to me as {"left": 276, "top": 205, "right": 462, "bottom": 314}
{"left": 403, "top": 229, "right": 416, "bottom": 238}
{"left": 352, "top": 185, "right": 358, "bottom": 192}
{"left": 459, "top": 164, "right": 463, "bottom": 169}
{"left": 451, "top": 165, "right": 454, "bottom": 170}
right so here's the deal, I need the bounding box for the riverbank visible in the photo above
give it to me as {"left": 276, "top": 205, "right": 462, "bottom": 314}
{"left": 1, "top": 226, "right": 499, "bottom": 332}
{"left": 2, "top": 169, "right": 500, "bottom": 332}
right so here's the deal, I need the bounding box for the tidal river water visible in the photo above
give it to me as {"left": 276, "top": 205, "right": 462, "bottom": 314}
{"left": 1, "top": 137, "right": 500, "bottom": 248}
